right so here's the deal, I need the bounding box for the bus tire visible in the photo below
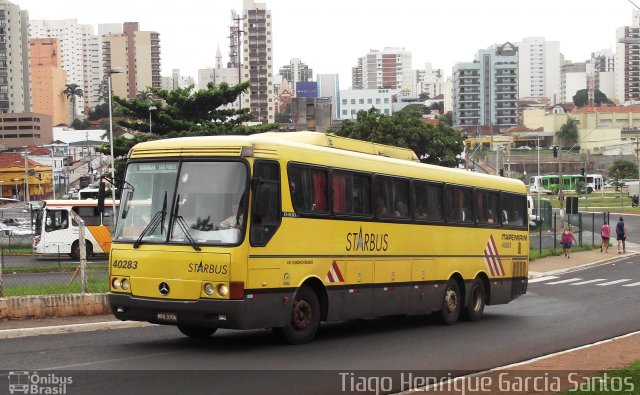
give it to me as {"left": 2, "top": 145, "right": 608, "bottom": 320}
{"left": 438, "top": 278, "right": 462, "bottom": 325}
{"left": 177, "top": 325, "right": 217, "bottom": 338}
{"left": 70, "top": 241, "right": 93, "bottom": 260}
{"left": 462, "top": 278, "right": 485, "bottom": 322}
{"left": 273, "top": 285, "right": 320, "bottom": 344}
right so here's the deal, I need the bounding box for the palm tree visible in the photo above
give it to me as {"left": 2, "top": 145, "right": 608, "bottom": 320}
{"left": 63, "top": 83, "right": 84, "bottom": 122}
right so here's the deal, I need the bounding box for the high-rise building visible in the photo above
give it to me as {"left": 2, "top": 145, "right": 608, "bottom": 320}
{"left": 352, "top": 48, "right": 413, "bottom": 93}
{"left": 616, "top": 10, "right": 640, "bottom": 104}
{"left": 102, "top": 22, "right": 161, "bottom": 99}
{"left": 279, "top": 58, "right": 313, "bottom": 95}
{"left": 517, "top": 37, "right": 561, "bottom": 103}
{"left": 242, "top": 0, "right": 274, "bottom": 124}
{"left": 453, "top": 43, "right": 519, "bottom": 127}
{"left": 0, "top": 0, "right": 31, "bottom": 113}
{"left": 317, "top": 74, "right": 340, "bottom": 120}
{"left": 589, "top": 49, "right": 615, "bottom": 100}
{"left": 29, "top": 19, "right": 101, "bottom": 114}
{"left": 30, "top": 38, "right": 68, "bottom": 125}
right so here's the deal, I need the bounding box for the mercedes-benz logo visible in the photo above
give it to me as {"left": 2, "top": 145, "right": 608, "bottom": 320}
{"left": 158, "top": 282, "right": 170, "bottom": 296}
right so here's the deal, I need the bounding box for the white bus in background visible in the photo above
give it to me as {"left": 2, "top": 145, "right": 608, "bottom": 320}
{"left": 529, "top": 174, "right": 604, "bottom": 194}
{"left": 32, "top": 199, "right": 118, "bottom": 259}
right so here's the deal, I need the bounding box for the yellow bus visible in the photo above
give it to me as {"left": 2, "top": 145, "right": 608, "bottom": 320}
{"left": 106, "top": 131, "right": 528, "bottom": 344}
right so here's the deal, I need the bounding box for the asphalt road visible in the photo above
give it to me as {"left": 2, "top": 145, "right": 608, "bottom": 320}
{"left": 0, "top": 256, "right": 638, "bottom": 394}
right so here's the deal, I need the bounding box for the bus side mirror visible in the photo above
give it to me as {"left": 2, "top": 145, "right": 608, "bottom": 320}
{"left": 97, "top": 181, "right": 106, "bottom": 214}
{"left": 253, "top": 183, "right": 272, "bottom": 218}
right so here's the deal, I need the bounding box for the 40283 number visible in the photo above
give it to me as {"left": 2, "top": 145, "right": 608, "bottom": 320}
{"left": 112, "top": 260, "right": 138, "bottom": 269}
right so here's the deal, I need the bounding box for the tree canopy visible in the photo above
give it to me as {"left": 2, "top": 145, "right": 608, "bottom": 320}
{"left": 608, "top": 159, "right": 638, "bottom": 189}
{"left": 572, "top": 89, "right": 613, "bottom": 107}
{"left": 329, "top": 108, "right": 466, "bottom": 168}
{"left": 558, "top": 118, "right": 579, "bottom": 148}
{"left": 96, "top": 81, "right": 278, "bottom": 183}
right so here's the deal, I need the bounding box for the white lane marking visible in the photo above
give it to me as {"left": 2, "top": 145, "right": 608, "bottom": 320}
{"left": 571, "top": 279, "right": 607, "bottom": 285}
{"left": 528, "top": 276, "right": 559, "bottom": 283}
{"left": 597, "top": 279, "right": 633, "bottom": 286}
{"left": 545, "top": 278, "right": 582, "bottom": 285}
{"left": 622, "top": 282, "right": 640, "bottom": 287}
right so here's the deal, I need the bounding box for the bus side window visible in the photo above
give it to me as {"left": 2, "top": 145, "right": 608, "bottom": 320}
{"left": 45, "top": 210, "right": 69, "bottom": 232}
{"left": 251, "top": 161, "right": 281, "bottom": 246}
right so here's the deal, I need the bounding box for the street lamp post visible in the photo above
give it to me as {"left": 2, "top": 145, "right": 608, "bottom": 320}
{"left": 149, "top": 106, "right": 157, "bottom": 134}
{"left": 108, "top": 67, "right": 124, "bottom": 230}
{"left": 23, "top": 153, "right": 29, "bottom": 204}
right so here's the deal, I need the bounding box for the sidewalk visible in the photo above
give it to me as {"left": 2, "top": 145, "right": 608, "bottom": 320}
{"left": 529, "top": 245, "right": 638, "bottom": 277}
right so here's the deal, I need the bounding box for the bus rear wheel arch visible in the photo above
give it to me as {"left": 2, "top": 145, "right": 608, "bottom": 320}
{"left": 70, "top": 240, "right": 93, "bottom": 260}
{"left": 273, "top": 285, "right": 321, "bottom": 344}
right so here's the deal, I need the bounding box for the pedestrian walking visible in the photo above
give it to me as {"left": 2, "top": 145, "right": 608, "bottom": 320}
{"left": 616, "top": 216, "right": 627, "bottom": 254}
{"left": 601, "top": 220, "right": 610, "bottom": 253}
{"left": 561, "top": 226, "right": 577, "bottom": 259}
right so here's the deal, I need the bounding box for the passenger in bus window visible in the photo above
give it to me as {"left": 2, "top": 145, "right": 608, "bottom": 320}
{"left": 220, "top": 203, "right": 243, "bottom": 229}
{"left": 375, "top": 197, "right": 387, "bottom": 216}
{"left": 394, "top": 200, "right": 408, "bottom": 217}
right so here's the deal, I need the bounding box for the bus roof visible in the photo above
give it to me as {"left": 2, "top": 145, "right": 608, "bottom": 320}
{"left": 37, "top": 199, "right": 119, "bottom": 208}
{"left": 128, "top": 131, "right": 525, "bottom": 194}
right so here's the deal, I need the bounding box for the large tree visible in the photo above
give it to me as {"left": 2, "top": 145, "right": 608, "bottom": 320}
{"left": 96, "top": 81, "right": 278, "bottom": 183}
{"left": 63, "top": 83, "right": 84, "bottom": 122}
{"left": 572, "top": 89, "right": 613, "bottom": 107}
{"left": 330, "top": 108, "right": 466, "bottom": 168}
{"left": 558, "top": 118, "right": 579, "bottom": 148}
{"left": 608, "top": 159, "right": 638, "bottom": 190}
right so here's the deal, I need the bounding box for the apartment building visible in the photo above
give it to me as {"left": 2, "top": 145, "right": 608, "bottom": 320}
{"left": 517, "top": 37, "right": 561, "bottom": 103}
{"left": 453, "top": 43, "right": 519, "bottom": 127}
{"left": 352, "top": 47, "right": 413, "bottom": 94}
{"left": 615, "top": 9, "right": 640, "bottom": 104}
{"left": 241, "top": 0, "right": 274, "bottom": 124}
{"left": 0, "top": 1, "right": 30, "bottom": 113}
{"left": 30, "top": 38, "right": 68, "bottom": 125}
{"left": 102, "top": 22, "right": 161, "bottom": 99}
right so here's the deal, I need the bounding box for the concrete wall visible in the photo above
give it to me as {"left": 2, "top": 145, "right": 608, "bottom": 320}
{"left": 0, "top": 293, "right": 110, "bottom": 319}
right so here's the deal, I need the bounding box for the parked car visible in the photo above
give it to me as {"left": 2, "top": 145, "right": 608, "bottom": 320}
{"left": 516, "top": 146, "right": 532, "bottom": 150}
{"left": 0, "top": 223, "right": 33, "bottom": 236}
{"left": 1, "top": 217, "right": 29, "bottom": 227}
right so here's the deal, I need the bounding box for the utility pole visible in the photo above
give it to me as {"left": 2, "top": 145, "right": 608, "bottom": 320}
{"left": 558, "top": 147, "right": 564, "bottom": 207}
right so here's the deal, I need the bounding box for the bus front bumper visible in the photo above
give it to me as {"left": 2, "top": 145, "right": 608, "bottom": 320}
{"left": 108, "top": 292, "right": 290, "bottom": 330}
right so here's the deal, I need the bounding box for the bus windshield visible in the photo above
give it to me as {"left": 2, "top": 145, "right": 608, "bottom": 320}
{"left": 114, "top": 160, "right": 248, "bottom": 246}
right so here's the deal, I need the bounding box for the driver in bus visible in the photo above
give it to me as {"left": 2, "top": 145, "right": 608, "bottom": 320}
{"left": 219, "top": 202, "right": 243, "bottom": 229}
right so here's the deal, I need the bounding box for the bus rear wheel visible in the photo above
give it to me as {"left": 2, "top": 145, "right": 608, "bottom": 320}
{"left": 70, "top": 241, "right": 93, "bottom": 260}
{"left": 438, "top": 279, "right": 461, "bottom": 325}
{"left": 273, "top": 286, "right": 320, "bottom": 344}
{"left": 462, "top": 278, "right": 485, "bottom": 322}
{"left": 178, "top": 325, "right": 217, "bottom": 338}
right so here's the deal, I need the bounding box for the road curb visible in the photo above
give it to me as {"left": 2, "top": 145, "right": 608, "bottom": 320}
{"left": 0, "top": 320, "right": 154, "bottom": 339}
{"left": 0, "top": 293, "right": 110, "bottom": 320}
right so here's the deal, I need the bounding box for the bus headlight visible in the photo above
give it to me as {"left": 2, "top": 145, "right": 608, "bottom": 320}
{"left": 217, "top": 284, "right": 229, "bottom": 297}
{"left": 204, "top": 283, "right": 215, "bottom": 296}
{"left": 112, "top": 277, "right": 121, "bottom": 289}
{"left": 121, "top": 278, "right": 130, "bottom": 291}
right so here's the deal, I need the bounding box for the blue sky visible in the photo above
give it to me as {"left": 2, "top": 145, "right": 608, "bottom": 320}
{"left": 15, "top": 0, "right": 637, "bottom": 87}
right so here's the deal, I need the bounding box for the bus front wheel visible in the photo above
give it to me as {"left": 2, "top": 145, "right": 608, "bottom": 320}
{"left": 462, "top": 278, "right": 485, "bottom": 322}
{"left": 438, "top": 279, "right": 462, "bottom": 325}
{"left": 273, "top": 285, "right": 320, "bottom": 344}
{"left": 178, "top": 325, "right": 217, "bottom": 338}
{"left": 70, "top": 241, "right": 93, "bottom": 260}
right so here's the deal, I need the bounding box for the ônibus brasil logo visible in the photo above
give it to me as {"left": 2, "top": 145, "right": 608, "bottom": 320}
{"left": 7, "top": 371, "right": 73, "bottom": 394}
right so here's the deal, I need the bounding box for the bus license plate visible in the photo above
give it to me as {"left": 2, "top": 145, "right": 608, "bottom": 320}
{"left": 156, "top": 312, "right": 177, "bottom": 322}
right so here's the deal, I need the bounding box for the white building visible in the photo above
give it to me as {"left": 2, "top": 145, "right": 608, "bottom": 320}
{"left": 0, "top": 1, "right": 31, "bottom": 113}
{"left": 589, "top": 49, "right": 616, "bottom": 100}
{"left": 561, "top": 62, "right": 587, "bottom": 104}
{"left": 338, "top": 88, "right": 399, "bottom": 120}
{"left": 30, "top": 19, "right": 102, "bottom": 114}
{"left": 615, "top": 10, "right": 640, "bottom": 104}
{"left": 352, "top": 47, "right": 413, "bottom": 94}
{"left": 517, "top": 37, "right": 561, "bottom": 103}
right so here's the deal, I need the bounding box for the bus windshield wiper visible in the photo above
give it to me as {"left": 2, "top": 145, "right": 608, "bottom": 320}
{"left": 170, "top": 194, "right": 201, "bottom": 251}
{"left": 133, "top": 191, "right": 167, "bottom": 249}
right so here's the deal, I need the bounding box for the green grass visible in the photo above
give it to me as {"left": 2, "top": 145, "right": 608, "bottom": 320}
{"left": 556, "top": 360, "right": 640, "bottom": 394}
{"left": 542, "top": 191, "right": 640, "bottom": 211}
{"left": 0, "top": 246, "right": 34, "bottom": 254}
{"left": 6, "top": 263, "right": 107, "bottom": 273}
{"left": 2, "top": 276, "right": 108, "bottom": 297}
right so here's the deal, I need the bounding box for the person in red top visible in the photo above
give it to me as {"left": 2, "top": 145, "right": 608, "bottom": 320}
{"left": 600, "top": 221, "right": 611, "bottom": 253}
{"left": 561, "top": 226, "right": 578, "bottom": 258}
